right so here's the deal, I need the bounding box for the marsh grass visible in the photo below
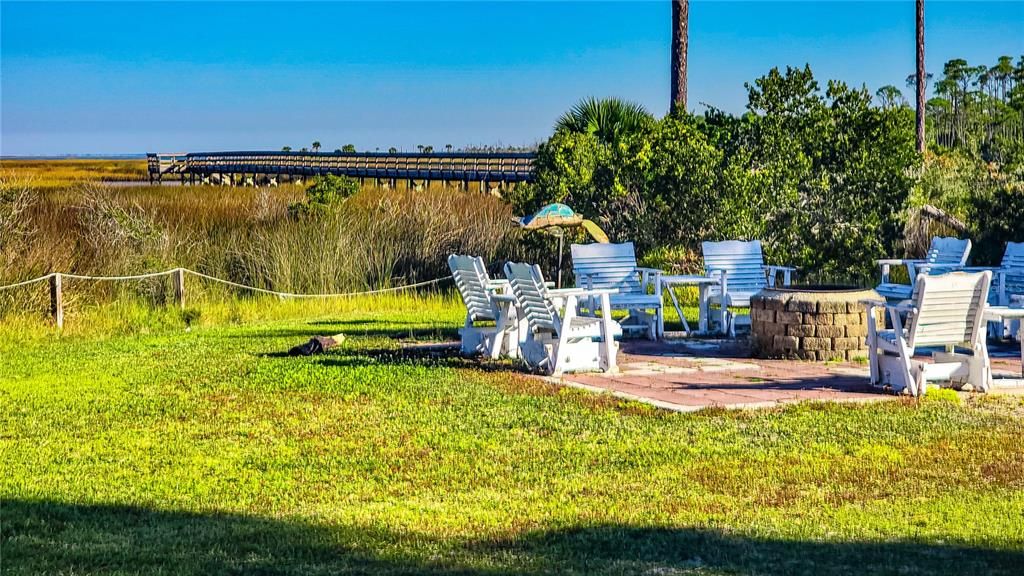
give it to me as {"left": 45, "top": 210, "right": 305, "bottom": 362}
{"left": 0, "top": 158, "right": 147, "bottom": 189}
{"left": 0, "top": 163, "right": 523, "bottom": 319}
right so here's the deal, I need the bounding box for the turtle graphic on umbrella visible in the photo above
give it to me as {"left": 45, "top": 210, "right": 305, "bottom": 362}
{"left": 516, "top": 203, "right": 609, "bottom": 287}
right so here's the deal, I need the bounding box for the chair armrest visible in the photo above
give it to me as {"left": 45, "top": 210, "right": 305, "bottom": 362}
{"left": 878, "top": 258, "right": 928, "bottom": 267}
{"left": 763, "top": 265, "right": 797, "bottom": 287}
{"left": 916, "top": 263, "right": 965, "bottom": 275}
{"left": 635, "top": 267, "right": 664, "bottom": 275}
{"left": 550, "top": 287, "right": 618, "bottom": 297}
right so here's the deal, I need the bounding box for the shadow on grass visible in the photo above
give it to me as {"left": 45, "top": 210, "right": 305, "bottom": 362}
{"left": 4, "top": 499, "right": 1022, "bottom": 575}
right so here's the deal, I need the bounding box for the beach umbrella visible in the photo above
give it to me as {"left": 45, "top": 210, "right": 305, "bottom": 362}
{"left": 516, "top": 203, "right": 609, "bottom": 287}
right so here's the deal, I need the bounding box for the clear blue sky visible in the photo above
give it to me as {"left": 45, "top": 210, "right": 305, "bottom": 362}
{"left": 2, "top": 1, "right": 1021, "bottom": 155}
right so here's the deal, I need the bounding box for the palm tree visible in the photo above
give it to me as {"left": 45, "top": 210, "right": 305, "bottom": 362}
{"left": 555, "top": 97, "right": 654, "bottom": 145}
{"left": 311, "top": 141, "right": 321, "bottom": 152}
{"left": 670, "top": 0, "right": 689, "bottom": 114}
{"left": 915, "top": 0, "right": 925, "bottom": 153}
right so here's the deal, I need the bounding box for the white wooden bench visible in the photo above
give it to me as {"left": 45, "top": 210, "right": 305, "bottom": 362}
{"left": 504, "top": 262, "right": 621, "bottom": 376}
{"left": 448, "top": 254, "right": 518, "bottom": 359}
{"left": 702, "top": 240, "right": 795, "bottom": 337}
{"left": 876, "top": 237, "right": 971, "bottom": 301}
{"left": 570, "top": 242, "right": 664, "bottom": 340}
{"left": 863, "top": 271, "right": 992, "bottom": 396}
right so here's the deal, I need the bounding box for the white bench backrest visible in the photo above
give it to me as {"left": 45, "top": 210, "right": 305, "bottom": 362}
{"left": 1000, "top": 242, "right": 1024, "bottom": 270}
{"left": 1000, "top": 242, "right": 1024, "bottom": 300}
{"left": 571, "top": 242, "right": 642, "bottom": 295}
{"left": 448, "top": 254, "right": 495, "bottom": 322}
{"left": 702, "top": 240, "right": 767, "bottom": 294}
{"left": 504, "top": 262, "right": 558, "bottom": 332}
{"left": 926, "top": 237, "right": 971, "bottom": 266}
{"left": 907, "top": 271, "right": 990, "bottom": 349}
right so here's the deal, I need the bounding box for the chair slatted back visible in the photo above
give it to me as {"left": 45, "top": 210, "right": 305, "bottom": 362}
{"left": 571, "top": 242, "right": 642, "bottom": 295}
{"left": 702, "top": 240, "right": 767, "bottom": 294}
{"left": 448, "top": 255, "right": 495, "bottom": 322}
{"left": 907, "top": 271, "right": 991, "bottom": 349}
{"left": 925, "top": 237, "right": 971, "bottom": 266}
{"left": 504, "top": 262, "right": 558, "bottom": 332}
{"left": 1000, "top": 242, "right": 1024, "bottom": 270}
{"left": 993, "top": 242, "right": 1024, "bottom": 302}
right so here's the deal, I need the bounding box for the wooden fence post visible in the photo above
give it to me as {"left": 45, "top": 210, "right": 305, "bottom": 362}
{"left": 49, "top": 273, "right": 63, "bottom": 330}
{"left": 174, "top": 268, "right": 185, "bottom": 309}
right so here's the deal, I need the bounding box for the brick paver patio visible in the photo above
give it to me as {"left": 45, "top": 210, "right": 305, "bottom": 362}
{"left": 555, "top": 337, "right": 1024, "bottom": 412}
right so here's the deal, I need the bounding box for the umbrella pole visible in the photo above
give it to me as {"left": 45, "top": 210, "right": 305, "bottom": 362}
{"left": 557, "top": 234, "right": 564, "bottom": 289}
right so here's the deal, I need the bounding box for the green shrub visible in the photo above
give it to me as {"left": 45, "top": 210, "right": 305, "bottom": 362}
{"left": 287, "top": 174, "right": 359, "bottom": 219}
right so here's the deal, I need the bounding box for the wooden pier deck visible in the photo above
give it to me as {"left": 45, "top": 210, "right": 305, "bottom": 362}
{"left": 148, "top": 151, "right": 536, "bottom": 188}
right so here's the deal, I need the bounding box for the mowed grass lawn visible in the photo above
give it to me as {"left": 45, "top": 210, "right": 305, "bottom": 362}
{"left": 2, "top": 296, "right": 1023, "bottom": 575}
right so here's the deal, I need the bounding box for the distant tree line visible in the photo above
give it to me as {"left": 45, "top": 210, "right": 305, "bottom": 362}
{"left": 877, "top": 55, "right": 1024, "bottom": 163}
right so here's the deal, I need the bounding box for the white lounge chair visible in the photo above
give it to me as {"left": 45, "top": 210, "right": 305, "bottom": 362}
{"left": 504, "top": 261, "right": 621, "bottom": 376}
{"left": 702, "top": 240, "right": 795, "bottom": 337}
{"left": 863, "top": 271, "right": 992, "bottom": 396}
{"left": 570, "top": 242, "right": 663, "bottom": 340}
{"left": 448, "top": 254, "right": 518, "bottom": 359}
{"left": 876, "top": 237, "right": 971, "bottom": 301}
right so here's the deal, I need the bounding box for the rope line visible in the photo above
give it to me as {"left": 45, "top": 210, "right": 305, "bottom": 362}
{"left": 0, "top": 267, "right": 450, "bottom": 298}
{"left": 0, "top": 273, "right": 55, "bottom": 291}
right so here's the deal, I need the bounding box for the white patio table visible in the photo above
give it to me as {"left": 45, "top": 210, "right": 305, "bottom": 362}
{"left": 660, "top": 275, "right": 722, "bottom": 336}
{"left": 983, "top": 303, "right": 1024, "bottom": 382}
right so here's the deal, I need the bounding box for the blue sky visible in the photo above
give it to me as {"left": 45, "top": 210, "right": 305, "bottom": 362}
{"left": 2, "top": 1, "right": 1021, "bottom": 155}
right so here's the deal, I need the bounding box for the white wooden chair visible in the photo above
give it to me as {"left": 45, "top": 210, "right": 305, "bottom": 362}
{"left": 876, "top": 237, "right": 971, "bottom": 301}
{"left": 570, "top": 242, "right": 663, "bottom": 340}
{"left": 965, "top": 242, "right": 1024, "bottom": 339}
{"left": 863, "top": 271, "right": 992, "bottom": 396}
{"left": 504, "top": 261, "right": 621, "bottom": 376}
{"left": 448, "top": 254, "right": 518, "bottom": 359}
{"left": 702, "top": 240, "right": 795, "bottom": 337}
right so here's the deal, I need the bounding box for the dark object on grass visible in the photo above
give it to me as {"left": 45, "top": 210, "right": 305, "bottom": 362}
{"left": 288, "top": 334, "right": 346, "bottom": 356}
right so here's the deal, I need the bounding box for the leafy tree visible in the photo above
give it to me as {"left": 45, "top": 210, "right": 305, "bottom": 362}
{"left": 287, "top": 174, "right": 359, "bottom": 219}
{"left": 312, "top": 141, "right": 321, "bottom": 152}
{"left": 388, "top": 147, "right": 398, "bottom": 154}
{"left": 875, "top": 85, "right": 907, "bottom": 109}
{"left": 555, "top": 97, "right": 654, "bottom": 146}
{"left": 342, "top": 144, "right": 356, "bottom": 153}
{"left": 282, "top": 146, "right": 292, "bottom": 152}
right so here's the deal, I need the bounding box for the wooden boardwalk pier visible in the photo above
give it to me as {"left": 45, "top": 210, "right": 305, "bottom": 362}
{"left": 148, "top": 151, "right": 536, "bottom": 189}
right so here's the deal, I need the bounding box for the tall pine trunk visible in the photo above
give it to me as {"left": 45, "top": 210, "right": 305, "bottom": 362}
{"left": 671, "top": 0, "right": 689, "bottom": 115}
{"left": 915, "top": 0, "right": 926, "bottom": 153}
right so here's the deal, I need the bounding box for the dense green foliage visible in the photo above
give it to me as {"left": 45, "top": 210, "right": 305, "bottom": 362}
{"left": 287, "top": 174, "right": 360, "bottom": 218}
{"left": 2, "top": 299, "right": 1023, "bottom": 574}
{"left": 515, "top": 66, "right": 919, "bottom": 281}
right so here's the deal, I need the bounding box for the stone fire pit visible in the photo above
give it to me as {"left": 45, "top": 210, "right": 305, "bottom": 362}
{"left": 750, "top": 285, "right": 882, "bottom": 361}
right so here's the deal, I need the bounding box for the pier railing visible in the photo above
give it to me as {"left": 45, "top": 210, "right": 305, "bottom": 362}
{"left": 148, "top": 150, "right": 536, "bottom": 185}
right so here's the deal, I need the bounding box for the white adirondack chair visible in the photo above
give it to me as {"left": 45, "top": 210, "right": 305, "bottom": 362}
{"left": 448, "top": 254, "right": 518, "bottom": 359}
{"left": 876, "top": 237, "right": 971, "bottom": 301}
{"left": 570, "top": 242, "right": 663, "bottom": 340}
{"left": 863, "top": 271, "right": 992, "bottom": 396}
{"left": 965, "top": 242, "right": 1024, "bottom": 339}
{"left": 504, "top": 261, "right": 621, "bottom": 376}
{"left": 702, "top": 240, "right": 795, "bottom": 337}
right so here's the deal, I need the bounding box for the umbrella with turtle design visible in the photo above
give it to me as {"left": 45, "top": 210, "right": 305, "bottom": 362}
{"left": 516, "top": 203, "right": 609, "bottom": 287}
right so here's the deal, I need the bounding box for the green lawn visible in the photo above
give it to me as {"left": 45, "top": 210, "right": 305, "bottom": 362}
{"left": 2, "top": 297, "right": 1023, "bottom": 575}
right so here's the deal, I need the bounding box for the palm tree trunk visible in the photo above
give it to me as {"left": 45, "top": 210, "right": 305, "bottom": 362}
{"left": 670, "top": 0, "right": 689, "bottom": 115}
{"left": 915, "top": 0, "right": 926, "bottom": 153}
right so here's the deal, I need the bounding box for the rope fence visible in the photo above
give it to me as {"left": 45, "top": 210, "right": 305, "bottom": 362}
{"left": 0, "top": 267, "right": 451, "bottom": 328}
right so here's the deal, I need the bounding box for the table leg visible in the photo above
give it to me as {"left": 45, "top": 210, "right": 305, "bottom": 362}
{"left": 698, "top": 285, "right": 709, "bottom": 333}
{"left": 600, "top": 293, "right": 617, "bottom": 373}
{"left": 665, "top": 282, "right": 690, "bottom": 335}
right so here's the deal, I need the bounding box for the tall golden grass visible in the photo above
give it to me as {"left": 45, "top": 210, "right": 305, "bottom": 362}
{"left": 0, "top": 162, "right": 523, "bottom": 318}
